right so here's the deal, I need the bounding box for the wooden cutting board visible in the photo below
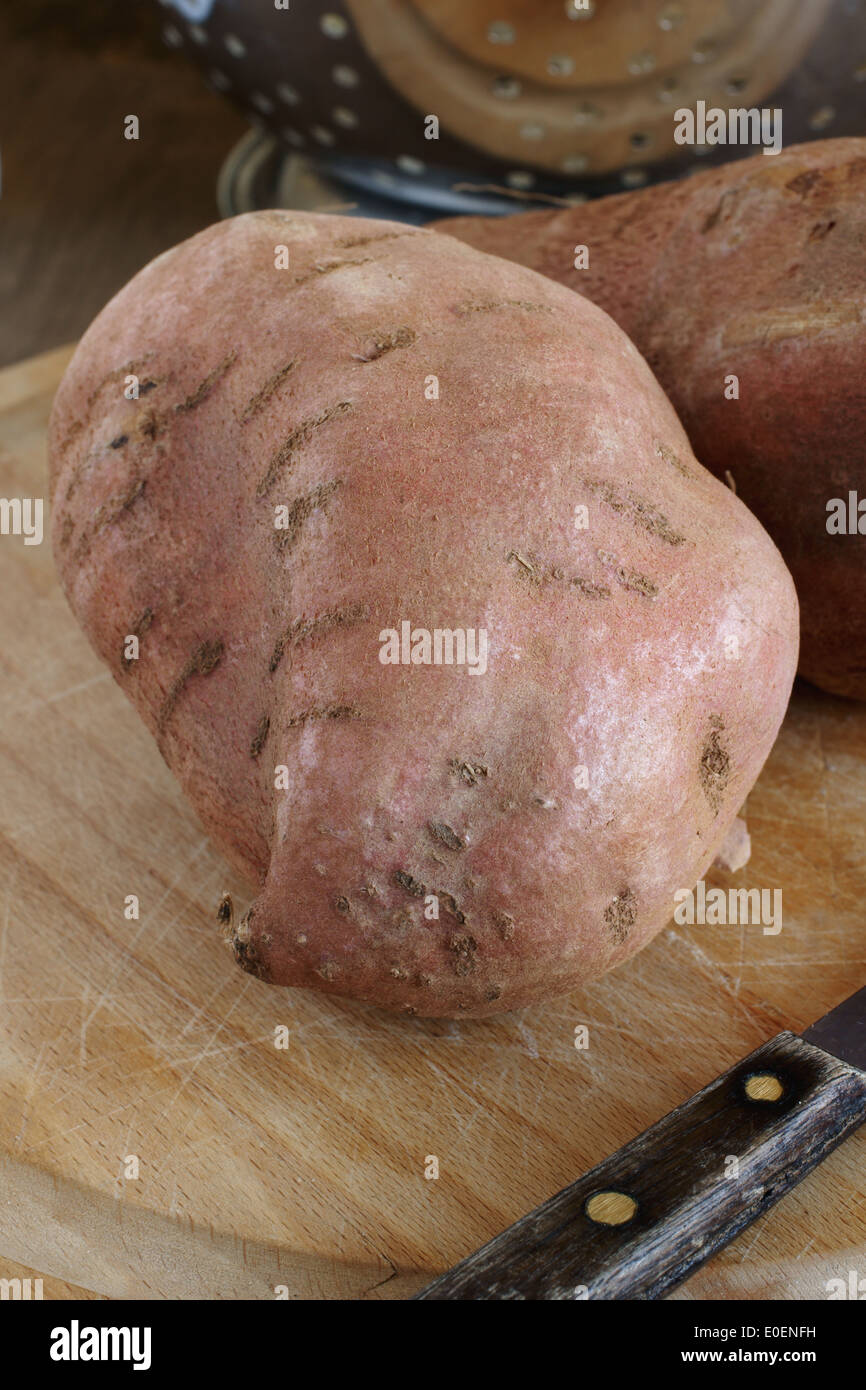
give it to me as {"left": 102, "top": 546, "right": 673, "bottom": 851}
{"left": 1, "top": 345, "right": 864, "bottom": 1301}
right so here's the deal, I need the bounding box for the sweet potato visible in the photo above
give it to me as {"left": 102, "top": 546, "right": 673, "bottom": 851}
{"left": 435, "top": 138, "right": 866, "bottom": 700}
{"left": 48, "top": 211, "right": 798, "bottom": 1016}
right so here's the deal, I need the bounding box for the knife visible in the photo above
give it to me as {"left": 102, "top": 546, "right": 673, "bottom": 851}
{"left": 416, "top": 985, "right": 866, "bottom": 1300}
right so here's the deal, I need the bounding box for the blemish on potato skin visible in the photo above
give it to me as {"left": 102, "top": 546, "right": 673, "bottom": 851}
{"left": 449, "top": 933, "right": 478, "bottom": 976}
{"left": 390, "top": 909, "right": 415, "bottom": 935}
{"left": 174, "top": 351, "right": 238, "bottom": 413}
{"left": 604, "top": 889, "right": 637, "bottom": 945}
{"left": 507, "top": 549, "right": 537, "bottom": 579}
{"left": 73, "top": 476, "right": 148, "bottom": 563}
{"left": 232, "top": 936, "right": 264, "bottom": 976}
{"left": 274, "top": 478, "right": 344, "bottom": 554}
{"left": 352, "top": 326, "right": 415, "bottom": 362}
{"left": 285, "top": 702, "right": 361, "bottom": 729}
{"left": 292, "top": 257, "right": 372, "bottom": 289}
{"left": 700, "top": 186, "right": 738, "bottom": 233}
{"left": 249, "top": 713, "right": 270, "bottom": 759}
{"left": 97, "top": 475, "right": 146, "bottom": 523}
{"left": 235, "top": 909, "right": 252, "bottom": 943}
{"left": 508, "top": 549, "right": 612, "bottom": 599}
{"left": 394, "top": 871, "right": 466, "bottom": 922}
{"left": 722, "top": 302, "right": 859, "bottom": 348}
{"left": 121, "top": 607, "right": 153, "bottom": 669}
{"left": 394, "top": 869, "right": 426, "bottom": 896}
{"left": 91, "top": 359, "right": 149, "bottom": 404}
{"left": 619, "top": 570, "right": 658, "bottom": 598}
{"left": 455, "top": 298, "right": 553, "bottom": 316}
{"left": 449, "top": 758, "right": 489, "bottom": 786}
{"left": 595, "top": 550, "right": 659, "bottom": 598}
{"left": 428, "top": 821, "right": 465, "bottom": 851}
{"left": 700, "top": 718, "right": 731, "bottom": 812}
{"left": 439, "top": 892, "right": 466, "bottom": 924}
{"left": 492, "top": 909, "right": 515, "bottom": 940}
{"left": 655, "top": 441, "right": 693, "bottom": 478}
{"left": 572, "top": 576, "right": 611, "bottom": 598}
{"left": 808, "top": 219, "right": 836, "bottom": 241}
{"left": 231, "top": 910, "right": 269, "bottom": 980}
{"left": 581, "top": 475, "right": 686, "bottom": 546}
{"left": 107, "top": 407, "right": 158, "bottom": 452}
{"left": 784, "top": 169, "right": 822, "bottom": 197}
{"left": 158, "top": 637, "right": 225, "bottom": 732}
{"left": 269, "top": 603, "right": 369, "bottom": 674}
{"left": 334, "top": 230, "right": 416, "bottom": 250}
{"left": 58, "top": 357, "right": 157, "bottom": 458}
{"left": 240, "top": 359, "right": 297, "bottom": 423}
{"left": 316, "top": 961, "right": 339, "bottom": 981}
{"left": 257, "top": 402, "right": 352, "bottom": 497}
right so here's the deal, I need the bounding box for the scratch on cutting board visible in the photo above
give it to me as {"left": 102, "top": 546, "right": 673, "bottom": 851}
{"left": 79, "top": 837, "right": 211, "bottom": 1046}
{"left": 664, "top": 927, "right": 758, "bottom": 1027}
{"left": 817, "top": 725, "right": 841, "bottom": 905}
{"left": 23, "top": 670, "right": 113, "bottom": 712}
{"left": 421, "top": 1058, "right": 480, "bottom": 1135}
{"left": 733, "top": 919, "right": 748, "bottom": 997}
{"left": 155, "top": 980, "right": 256, "bottom": 1125}
{"left": 528, "top": 1060, "right": 554, "bottom": 1120}
{"left": 0, "top": 866, "right": 14, "bottom": 997}
{"left": 733, "top": 1218, "right": 768, "bottom": 1265}
{"left": 17, "top": 1091, "right": 170, "bottom": 1158}
{"left": 162, "top": 1033, "right": 278, "bottom": 1069}
{"left": 176, "top": 964, "right": 242, "bottom": 1042}
{"left": 79, "top": 983, "right": 90, "bottom": 1067}
{"left": 515, "top": 1021, "right": 540, "bottom": 1059}
{"left": 13, "top": 1038, "right": 50, "bottom": 1150}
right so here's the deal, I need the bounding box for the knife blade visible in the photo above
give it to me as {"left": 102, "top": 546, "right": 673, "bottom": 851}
{"left": 416, "top": 985, "right": 866, "bottom": 1300}
{"left": 802, "top": 984, "right": 866, "bottom": 1070}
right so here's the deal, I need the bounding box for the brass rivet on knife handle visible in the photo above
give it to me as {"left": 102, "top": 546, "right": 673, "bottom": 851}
{"left": 584, "top": 1191, "right": 637, "bottom": 1226}
{"left": 743, "top": 1071, "right": 785, "bottom": 1103}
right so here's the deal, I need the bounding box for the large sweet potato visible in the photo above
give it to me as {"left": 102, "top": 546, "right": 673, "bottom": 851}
{"left": 435, "top": 138, "right": 866, "bottom": 700}
{"left": 48, "top": 212, "right": 798, "bottom": 1016}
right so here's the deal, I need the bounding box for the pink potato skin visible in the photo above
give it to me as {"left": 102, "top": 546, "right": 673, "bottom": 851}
{"left": 48, "top": 212, "right": 798, "bottom": 1017}
{"left": 435, "top": 138, "right": 866, "bottom": 700}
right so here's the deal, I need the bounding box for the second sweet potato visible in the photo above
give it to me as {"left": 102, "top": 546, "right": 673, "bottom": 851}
{"left": 436, "top": 138, "right": 866, "bottom": 700}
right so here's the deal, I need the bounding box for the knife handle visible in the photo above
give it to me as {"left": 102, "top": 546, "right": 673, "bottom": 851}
{"left": 416, "top": 1031, "right": 866, "bottom": 1300}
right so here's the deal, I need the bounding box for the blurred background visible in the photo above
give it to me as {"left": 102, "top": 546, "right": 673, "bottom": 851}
{"left": 2, "top": 0, "right": 864, "bottom": 367}
{"left": 1, "top": 0, "right": 245, "bottom": 366}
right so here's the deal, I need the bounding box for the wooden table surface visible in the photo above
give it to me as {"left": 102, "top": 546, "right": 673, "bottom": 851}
{"left": 0, "top": 345, "right": 864, "bottom": 1301}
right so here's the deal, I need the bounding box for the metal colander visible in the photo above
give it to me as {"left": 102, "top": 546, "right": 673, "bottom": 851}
{"left": 157, "top": 0, "right": 866, "bottom": 219}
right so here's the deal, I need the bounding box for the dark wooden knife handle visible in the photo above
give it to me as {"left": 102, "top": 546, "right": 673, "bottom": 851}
{"left": 416, "top": 1032, "right": 866, "bottom": 1300}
